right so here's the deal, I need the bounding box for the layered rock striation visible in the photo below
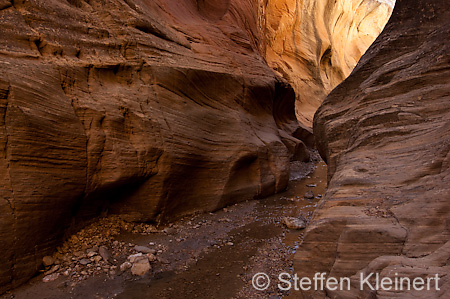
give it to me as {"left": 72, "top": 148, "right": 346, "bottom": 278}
{"left": 296, "top": 0, "right": 450, "bottom": 297}
{"left": 264, "top": 0, "right": 393, "bottom": 126}
{"left": 0, "top": 0, "right": 310, "bottom": 292}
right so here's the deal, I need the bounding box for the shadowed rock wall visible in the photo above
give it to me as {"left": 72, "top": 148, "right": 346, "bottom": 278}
{"left": 0, "top": 0, "right": 310, "bottom": 292}
{"left": 296, "top": 0, "right": 450, "bottom": 297}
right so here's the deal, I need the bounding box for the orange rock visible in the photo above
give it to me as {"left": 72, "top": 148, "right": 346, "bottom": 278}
{"left": 297, "top": 0, "right": 450, "bottom": 297}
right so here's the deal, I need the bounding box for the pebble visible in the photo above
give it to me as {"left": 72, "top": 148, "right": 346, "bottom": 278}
{"left": 128, "top": 253, "right": 144, "bottom": 263}
{"left": 93, "top": 256, "right": 102, "bottom": 263}
{"left": 131, "top": 259, "right": 151, "bottom": 276}
{"left": 226, "top": 242, "right": 234, "bottom": 246}
{"left": 120, "top": 261, "right": 132, "bottom": 272}
{"left": 86, "top": 247, "right": 98, "bottom": 254}
{"left": 304, "top": 190, "right": 315, "bottom": 199}
{"left": 79, "top": 259, "right": 91, "bottom": 265}
{"left": 147, "top": 253, "right": 157, "bottom": 262}
{"left": 42, "top": 256, "right": 55, "bottom": 267}
{"left": 45, "top": 265, "right": 60, "bottom": 275}
{"left": 42, "top": 273, "right": 59, "bottom": 283}
{"left": 99, "top": 246, "right": 111, "bottom": 263}
{"left": 282, "top": 217, "right": 307, "bottom": 230}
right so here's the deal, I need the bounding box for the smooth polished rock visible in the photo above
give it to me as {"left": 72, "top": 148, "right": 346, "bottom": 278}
{"left": 296, "top": 0, "right": 450, "bottom": 297}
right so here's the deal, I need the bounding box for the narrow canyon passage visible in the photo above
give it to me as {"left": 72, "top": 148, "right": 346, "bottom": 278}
{"left": 3, "top": 0, "right": 449, "bottom": 298}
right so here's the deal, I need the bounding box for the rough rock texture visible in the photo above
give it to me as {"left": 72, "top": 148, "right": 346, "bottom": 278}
{"left": 0, "top": 0, "right": 310, "bottom": 293}
{"left": 296, "top": 0, "right": 450, "bottom": 297}
{"left": 264, "top": 0, "right": 393, "bottom": 126}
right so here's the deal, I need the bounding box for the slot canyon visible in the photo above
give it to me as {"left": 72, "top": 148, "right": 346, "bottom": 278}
{"left": 0, "top": 0, "right": 449, "bottom": 298}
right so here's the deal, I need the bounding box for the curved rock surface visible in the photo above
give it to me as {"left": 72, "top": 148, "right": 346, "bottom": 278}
{"left": 264, "top": 0, "right": 393, "bottom": 126}
{"left": 0, "top": 0, "right": 311, "bottom": 292}
{"left": 296, "top": 0, "right": 450, "bottom": 297}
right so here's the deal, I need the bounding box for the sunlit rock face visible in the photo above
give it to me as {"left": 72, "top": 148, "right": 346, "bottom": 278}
{"left": 264, "top": 0, "right": 394, "bottom": 126}
{"left": 296, "top": 0, "right": 450, "bottom": 297}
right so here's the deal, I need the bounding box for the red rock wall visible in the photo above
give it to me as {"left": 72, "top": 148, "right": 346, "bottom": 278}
{"left": 0, "top": 0, "right": 309, "bottom": 292}
{"left": 296, "top": 0, "right": 450, "bottom": 297}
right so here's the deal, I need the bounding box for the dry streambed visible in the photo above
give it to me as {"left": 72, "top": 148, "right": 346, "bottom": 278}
{"left": 3, "top": 160, "right": 327, "bottom": 299}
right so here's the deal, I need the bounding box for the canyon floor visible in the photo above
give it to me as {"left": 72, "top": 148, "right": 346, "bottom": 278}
{"left": 2, "top": 155, "right": 327, "bottom": 299}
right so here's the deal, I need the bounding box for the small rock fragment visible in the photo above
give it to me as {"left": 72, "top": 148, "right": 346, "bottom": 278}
{"left": 304, "top": 190, "right": 314, "bottom": 199}
{"left": 42, "top": 256, "right": 55, "bottom": 267}
{"left": 42, "top": 273, "right": 59, "bottom": 283}
{"left": 99, "top": 246, "right": 111, "bottom": 263}
{"left": 79, "top": 259, "right": 91, "bottom": 265}
{"left": 86, "top": 247, "right": 98, "bottom": 254}
{"left": 131, "top": 259, "right": 151, "bottom": 276}
{"left": 306, "top": 184, "right": 317, "bottom": 187}
{"left": 93, "top": 256, "right": 102, "bottom": 263}
{"left": 45, "top": 265, "right": 60, "bottom": 275}
{"left": 282, "top": 217, "right": 307, "bottom": 230}
{"left": 147, "top": 253, "right": 157, "bottom": 262}
{"left": 120, "top": 261, "right": 132, "bottom": 272}
{"left": 128, "top": 253, "right": 144, "bottom": 263}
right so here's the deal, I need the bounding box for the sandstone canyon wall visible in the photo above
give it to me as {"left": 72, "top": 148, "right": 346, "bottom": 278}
{"left": 296, "top": 0, "right": 450, "bottom": 297}
{"left": 0, "top": 0, "right": 311, "bottom": 292}
{"left": 264, "top": 0, "right": 393, "bottom": 126}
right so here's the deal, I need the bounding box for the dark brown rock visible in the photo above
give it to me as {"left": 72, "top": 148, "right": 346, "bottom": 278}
{"left": 0, "top": 0, "right": 308, "bottom": 292}
{"left": 42, "top": 256, "right": 55, "bottom": 268}
{"left": 296, "top": 0, "right": 450, "bottom": 297}
{"left": 304, "top": 190, "right": 314, "bottom": 199}
{"left": 98, "top": 246, "right": 112, "bottom": 264}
